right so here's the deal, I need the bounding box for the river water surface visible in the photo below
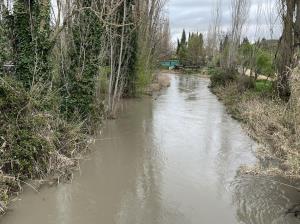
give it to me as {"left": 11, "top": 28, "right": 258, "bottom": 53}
{"left": 1, "top": 74, "right": 300, "bottom": 224}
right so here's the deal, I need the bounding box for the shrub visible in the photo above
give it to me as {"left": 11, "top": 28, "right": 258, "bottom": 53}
{"left": 98, "top": 67, "right": 110, "bottom": 94}
{"left": 256, "top": 50, "right": 275, "bottom": 78}
{"left": 0, "top": 76, "right": 89, "bottom": 211}
{"left": 255, "top": 80, "right": 273, "bottom": 93}
{"left": 0, "top": 76, "right": 88, "bottom": 177}
{"left": 209, "top": 67, "right": 238, "bottom": 88}
{"left": 236, "top": 75, "right": 255, "bottom": 93}
{"left": 135, "top": 68, "right": 152, "bottom": 94}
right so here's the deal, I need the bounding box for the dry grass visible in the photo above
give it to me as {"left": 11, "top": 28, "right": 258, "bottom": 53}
{"left": 145, "top": 73, "right": 171, "bottom": 95}
{"left": 212, "top": 69, "right": 300, "bottom": 178}
{"left": 157, "top": 74, "right": 171, "bottom": 88}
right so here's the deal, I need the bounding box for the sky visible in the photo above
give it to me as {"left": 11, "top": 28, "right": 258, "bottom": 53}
{"left": 168, "top": 0, "right": 281, "bottom": 43}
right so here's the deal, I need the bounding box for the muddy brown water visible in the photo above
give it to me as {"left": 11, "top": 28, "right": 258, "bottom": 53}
{"left": 1, "top": 75, "right": 300, "bottom": 224}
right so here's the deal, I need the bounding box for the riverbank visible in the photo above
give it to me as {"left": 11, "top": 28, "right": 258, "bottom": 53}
{"left": 0, "top": 76, "right": 99, "bottom": 214}
{"left": 145, "top": 73, "right": 171, "bottom": 95}
{"left": 0, "top": 72, "right": 171, "bottom": 215}
{"left": 210, "top": 69, "right": 300, "bottom": 178}
{"left": 1, "top": 74, "right": 299, "bottom": 224}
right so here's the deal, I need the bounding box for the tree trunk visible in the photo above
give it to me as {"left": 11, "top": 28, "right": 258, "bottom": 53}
{"left": 276, "top": 0, "right": 295, "bottom": 98}
{"left": 295, "top": 0, "right": 300, "bottom": 55}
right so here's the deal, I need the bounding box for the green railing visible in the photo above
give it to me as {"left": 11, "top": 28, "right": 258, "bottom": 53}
{"left": 160, "top": 60, "right": 180, "bottom": 69}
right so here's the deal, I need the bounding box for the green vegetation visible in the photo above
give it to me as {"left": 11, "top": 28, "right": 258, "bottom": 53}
{"left": 176, "top": 30, "right": 206, "bottom": 67}
{"left": 205, "top": 0, "right": 300, "bottom": 177}
{"left": 255, "top": 80, "right": 273, "bottom": 93}
{"left": 212, "top": 74, "right": 300, "bottom": 178}
{"left": 208, "top": 34, "right": 299, "bottom": 178}
{"left": 0, "top": 0, "right": 168, "bottom": 212}
{"left": 255, "top": 50, "right": 274, "bottom": 78}
{"left": 14, "top": 0, "right": 52, "bottom": 88}
{"left": 0, "top": 76, "right": 88, "bottom": 209}
{"left": 135, "top": 68, "right": 153, "bottom": 94}
{"left": 61, "top": 0, "right": 103, "bottom": 125}
{"left": 209, "top": 67, "right": 238, "bottom": 88}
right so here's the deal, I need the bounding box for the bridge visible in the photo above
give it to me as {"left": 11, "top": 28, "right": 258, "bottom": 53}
{"left": 160, "top": 60, "right": 180, "bottom": 69}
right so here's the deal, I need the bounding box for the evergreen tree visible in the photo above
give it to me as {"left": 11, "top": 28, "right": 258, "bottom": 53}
{"left": 178, "top": 29, "right": 188, "bottom": 65}
{"left": 242, "top": 37, "right": 250, "bottom": 45}
{"left": 176, "top": 38, "right": 180, "bottom": 55}
{"left": 180, "top": 29, "right": 187, "bottom": 46}
{"left": 187, "top": 32, "right": 205, "bottom": 65}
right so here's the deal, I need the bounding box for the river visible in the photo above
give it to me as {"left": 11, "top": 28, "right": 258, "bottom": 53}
{"left": 1, "top": 74, "right": 299, "bottom": 224}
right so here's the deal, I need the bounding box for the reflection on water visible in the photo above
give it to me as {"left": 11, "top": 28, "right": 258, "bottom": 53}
{"left": 1, "top": 75, "right": 299, "bottom": 224}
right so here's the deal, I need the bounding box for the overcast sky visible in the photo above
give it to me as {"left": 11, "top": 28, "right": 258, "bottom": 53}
{"left": 168, "top": 0, "right": 281, "bottom": 43}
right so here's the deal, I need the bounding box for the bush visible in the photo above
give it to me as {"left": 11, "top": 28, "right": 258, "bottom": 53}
{"left": 135, "top": 68, "right": 152, "bottom": 94}
{"left": 0, "top": 76, "right": 88, "bottom": 177}
{"left": 209, "top": 67, "right": 238, "bottom": 88}
{"left": 256, "top": 50, "right": 275, "bottom": 78}
{"left": 236, "top": 75, "right": 255, "bottom": 93}
{"left": 0, "top": 76, "right": 89, "bottom": 211}
{"left": 98, "top": 66, "right": 110, "bottom": 94}
{"left": 255, "top": 80, "right": 273, "bottom": 93}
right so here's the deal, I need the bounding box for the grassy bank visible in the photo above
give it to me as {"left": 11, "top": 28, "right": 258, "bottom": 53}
{"left": 210, "top": 68, "right": 300, "bottom": 178}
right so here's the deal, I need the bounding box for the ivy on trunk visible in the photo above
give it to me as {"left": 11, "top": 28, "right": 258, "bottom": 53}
{"left": 13, "top": 0, "right": 51, "bottom": 88}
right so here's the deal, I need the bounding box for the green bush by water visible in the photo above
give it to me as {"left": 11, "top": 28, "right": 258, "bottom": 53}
{"left": 0, "top": 76, "right": 89, "bottom": 208}
{"left": 209, "top": 67, "right": 238, "bottom": 88}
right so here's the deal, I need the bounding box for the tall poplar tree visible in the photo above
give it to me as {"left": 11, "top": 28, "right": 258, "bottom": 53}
{"left": 178, "top": 29, "right": 188, "bottom": 65}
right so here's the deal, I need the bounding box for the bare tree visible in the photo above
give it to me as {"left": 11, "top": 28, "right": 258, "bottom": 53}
{"left": 227, "top": 0, "right": 250, "bottom": 69}
{"left": 109, "top": 0, "right": 128, "bottom": 116}
{"left": 158, "top": 16, "right": 172, "bottom": 60}
{"left": 135, "top": 0, "right": 168, "bottom": 77}
{"left": 264, "top": 0, "right": 279, "bottom": 39}
{"left": 207, "top": 0, "right": 222, "bottom": 60}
